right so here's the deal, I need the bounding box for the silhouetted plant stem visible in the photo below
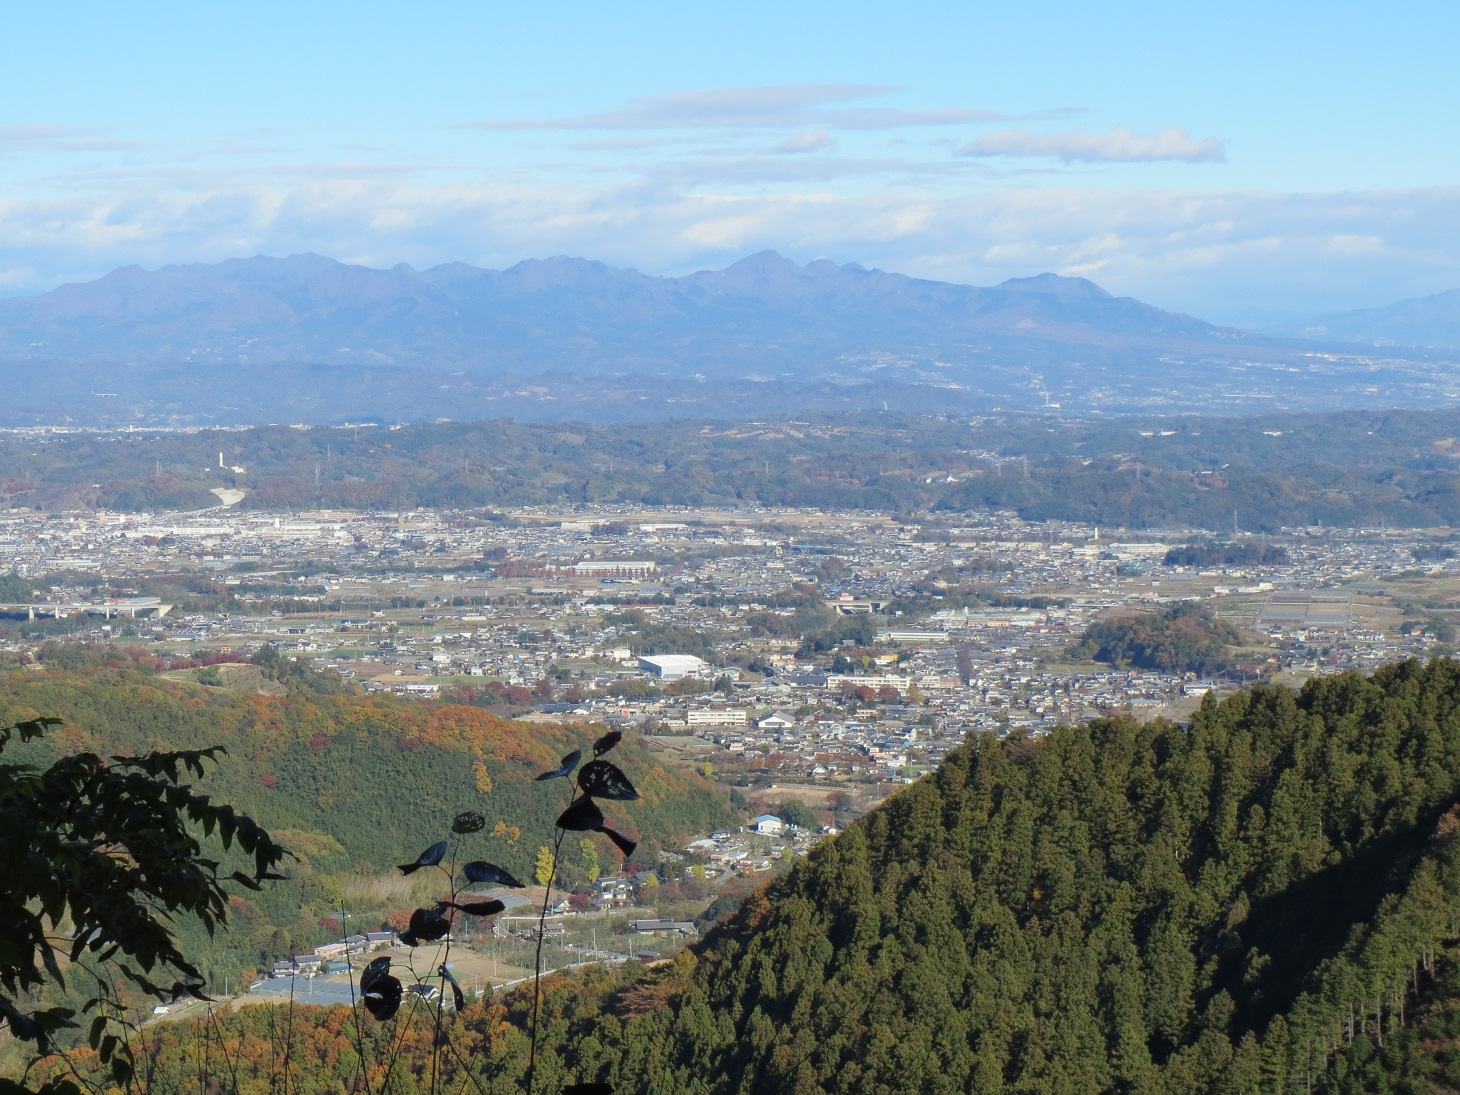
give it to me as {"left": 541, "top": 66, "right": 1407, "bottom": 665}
{"left": 341, "top": 900, "right": 375, "bottom": 1095}
{"left": 100, "top": 966, "right": 144, "bottom": 1095}
{"left": 282, "top": 967, "right": 297, "bottom": 1095}
{"left": 198, "top": 1005, "right": 210, "bottom": 1094}
{"left": 525, "top": 823, "right": 567, "bottom": 1095}
{"left": 267, "top": 1002, "right": 281, "bottom": 1095}
{"left": 208, "top": 1005, "right": 244, "bottom": 1095}
{"left": 378, "top": 988, "right": 426, "bottom": 1094}
{"left": 441, "top": 1032, "right": 490, "bottom": 1095}
{"left": 32, "top": 1046, "right": 96, "bottom": 1095}
{"left": 428, "top": 847, "right": 459, "bottom": 1095}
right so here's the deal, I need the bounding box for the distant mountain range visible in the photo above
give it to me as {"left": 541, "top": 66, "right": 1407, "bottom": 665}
{"left": 1288, "top": 287, "right": 1460, "bottom": 348}
{"left": 0, "top": 252, "right": 1455, "bottom": 425}
{"left": 0, "top": 250, "right": 1240, "bottom": 369}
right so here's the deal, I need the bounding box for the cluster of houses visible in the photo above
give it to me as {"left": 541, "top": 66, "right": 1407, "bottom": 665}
{"left": 2, "top": 503, "right": 1454, "bottom": 800}
{"left": 268, "top": 930, "right": 396, "bottom": 979}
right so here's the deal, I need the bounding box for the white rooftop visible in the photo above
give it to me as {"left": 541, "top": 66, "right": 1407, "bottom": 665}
{"left": 639, "top": 654, "right": 708, "bottom": 670}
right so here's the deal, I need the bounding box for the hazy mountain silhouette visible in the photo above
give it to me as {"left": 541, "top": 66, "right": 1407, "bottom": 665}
{"left": 0, "top": 251, "right": 1247, "bottom": 372}
{"left": 1291, "top": 287, "right": 1460, "bottom": 349}
{"left": 3, "top": 252, "right": 1449, "bottom": 425}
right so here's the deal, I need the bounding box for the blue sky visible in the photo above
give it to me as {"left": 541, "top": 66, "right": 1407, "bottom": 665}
{"left": 2, "top": 0, "right": 1458, "bottom": 322}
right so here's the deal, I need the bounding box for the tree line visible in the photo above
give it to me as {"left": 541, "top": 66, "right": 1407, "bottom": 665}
{"left": 12, "top": 409, "right": 1460, "bottom": 528}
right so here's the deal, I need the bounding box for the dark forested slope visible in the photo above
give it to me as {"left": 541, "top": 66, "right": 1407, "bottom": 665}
{"left": 588, "top": 658, "right": 1460, "bottom": 1093}
{"left": 60, "top": 658, "right": 1460, "bottom": 1095}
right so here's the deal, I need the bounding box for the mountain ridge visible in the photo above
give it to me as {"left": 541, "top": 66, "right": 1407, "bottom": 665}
{"left": 3, "top": 251, "right": 1452, "bottom": 423}
{"left": 1293, "top": 285, "right": 1460, "bottom": 347}
{"left": 0, "top": 250, "right": 1239, "bottom": 370}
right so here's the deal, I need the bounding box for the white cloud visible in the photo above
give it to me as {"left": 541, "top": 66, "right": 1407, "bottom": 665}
{"left": 0, "top": 125, "right": 100, "bottom": 144}
{"left": 464, "top": 84, "right": 891, "bottom": 131}
{"left": 641, "top": 156, "right": 966, "bottom": 187}
{"left": 959, "top": 127, "right": 1225, "bottom": 163}
{"left": 820, "top": 107, "right": 1007, "bottom": 129}
{"left": 774, "top": 129, "right": 837, "bottom": 154}
{"left": 0, "top": 124, "right": 146, "bottom": 153}
{"left": 462, "top": 85, "right": 1010, "bottom": 132}
{"left": 1326, "top": 234, "right": 1383, "bottom": 255}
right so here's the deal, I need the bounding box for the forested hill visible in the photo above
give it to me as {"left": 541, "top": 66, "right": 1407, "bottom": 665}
{"left": 566, "top": 658, "right": 1460, "bottom": 1093}
{"left": 80, "top": 659, "right": 1460, "bottom": 1094}
{"left": 0, "top": 666, "right": 733, "bottom": 983}
{"left": 0, "top": 665, "right": 732, "bottom": 872}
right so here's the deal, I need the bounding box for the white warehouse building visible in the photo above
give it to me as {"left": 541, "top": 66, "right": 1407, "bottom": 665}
{"left": 685, "top": 707, "right": 748, "bottom": 727}
{"left": 638, "top": 654, "right": 710, "bottom": 680}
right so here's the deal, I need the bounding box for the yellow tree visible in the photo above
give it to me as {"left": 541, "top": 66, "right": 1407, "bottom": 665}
{"left": 580, "top": 837, "right": 601, "bottom": 883}
{"left": 534, "top": 845, "right": 556, "bottom": 887}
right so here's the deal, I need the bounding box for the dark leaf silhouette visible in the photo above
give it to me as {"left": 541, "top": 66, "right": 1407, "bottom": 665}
{"left": 600, "top": 827, "right": 637, "bottom": 858}
{"left": 360, "top": 957, "right": 402, "bottom": 1021}
{"left": 531, "top": 730, "right": 639, "bottom": 1092}
{"left": 397, "top": 840, "right": 447, "bottom": 875}
{"left": 556, "top": 796, "right": 605, "bottom": 832}
{"left": 462, "top": 860, "right": 526, "bottom": 888}
{"left": 440, "top": 964, "right": 466, "bottom": 1012}
{"left": 399, "top": 905, "right": 450, "bottom": 947}
{"left": 451, "top": 810, "right": 486, "bottom": 834}
{"left": 577, "top": 759, "right": 639, "bottom": 801}
{"left": 535, "top": 749, "right": 582, "bottom": 781}
{"left": 557, "top": 797, "right": 637, "bottom": 858}
{"left": 447, "top": 898, "right": 506, "bottom": 917}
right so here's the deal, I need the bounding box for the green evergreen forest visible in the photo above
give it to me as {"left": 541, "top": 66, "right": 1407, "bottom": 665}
{"left": 35, "top": 656, "right": 1460, "bottom": 1094}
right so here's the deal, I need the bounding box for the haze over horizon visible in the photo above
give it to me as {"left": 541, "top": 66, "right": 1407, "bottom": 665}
{"left": 3, "top": 1, "right": 1460, "bottom": 326}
